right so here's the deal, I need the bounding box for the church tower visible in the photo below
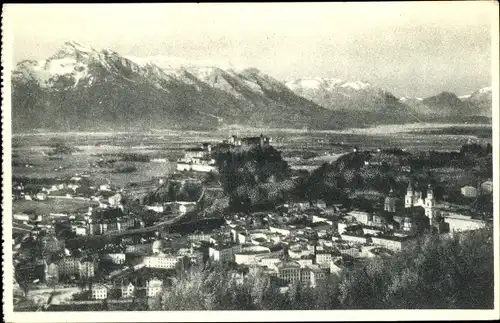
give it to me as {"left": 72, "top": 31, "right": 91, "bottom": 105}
{"left": 405, "top": 182, "right": 414, "bottom": 208}
{"left": 384, "top": 188, "right": 397, "bottom": 213}
{"left": 424, "top": 184, "right": 436, "bottom": 221}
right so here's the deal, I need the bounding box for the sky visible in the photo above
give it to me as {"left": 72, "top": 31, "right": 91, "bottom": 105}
{"left": 3, "top": 2, "right": 496, "bottom": 97}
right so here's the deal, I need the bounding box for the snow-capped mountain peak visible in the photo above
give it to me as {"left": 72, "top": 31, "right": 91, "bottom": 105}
{"left": 340, "top": 80, "right": 371, "bottom": 90}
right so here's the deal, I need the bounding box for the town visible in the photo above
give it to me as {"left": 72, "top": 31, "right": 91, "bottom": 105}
{"left": 12, "top": 133, "right": 493, "bottom": 311}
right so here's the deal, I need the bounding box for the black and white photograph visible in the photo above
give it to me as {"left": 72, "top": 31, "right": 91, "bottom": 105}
{"left": 2, "top": 2, "right": 499, "bottom": 322}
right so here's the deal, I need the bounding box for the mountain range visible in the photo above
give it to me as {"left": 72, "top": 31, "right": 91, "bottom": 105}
{"left": 11, "top": 41, "right": 492, "bottom": 132}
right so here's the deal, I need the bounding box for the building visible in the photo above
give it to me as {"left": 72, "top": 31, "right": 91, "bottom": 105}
{"left": 481, "top": 181, "right": 493, "bottom": 194}
{"left": 384, "top": 188, "right": 397, "bottom": 213}
{"left": 443, "top": 214, "right": 488, "bottom": 232}
{"left": 72, "top": 225, "right": 87, "bottom": 236}
{"left": 121, "top": 282, "right": 135, "bottom": 298}
{"left": 177, "top": 143, "right": 217, "bottom": 173}
{"left": 240, "top": 134, "right": 271, "bottom": 150}
{"left": 340, "top": 232, "right": 368, "bottom": 244}
{"left": 276, "top": 260, "right": 302, "bottom": 284}
{"left": 108, "top": 193, "right": 122, "bottom": 206}
{"left": 234, "top": 251, "right": 268, "bottom": 265}
{"left": 312, "top": 215, "right": 332, "bottom": 225}
{"left": 315, "top": 251, "right": 333, "bottom": 268}
{"left": 371, "top": 235, "right": 413, "bottom": 252}
{"left": 314, "top": 200, "right": 327, "bottom": 209}
{"left": 80, "top": 260, "right": 96, "bottom": 279}
{"left": 405, "top": 183, "right": 437, "bottom": 221}
{"left": 398, "top": 206, "right": 430, "bottom": 235}
{"left": 329, "top": 257, "right": 344, "bottom": 276}
{"left": 187, "top": 232, "right": 212, "bottom": 243}
{"left": 57, "top": 257, "right": 96, "bottom": 279}
{"left": 36, "top": 192, "right": 48, "bottom": 201}
{"left": 143, "top": 254, "right": 180, "bottom": 269}
{"left": 297, "top": 257, "right": 314, "bottom": 268}
{"left": 125, "top": 243, "right": 152, "bottom": 255}
{"left": 92, "top": 284, "right": 108, "bottom": 300}
{"left": 405, "top": 182, "right": 424, "bottom": 208}
{"left": 347, "top": 210, "right": 372, "bottom": 225}
{"left": 461, "top": 186, "right": 478, "bottom": 198}
{"left": 309, "top": 265, "right": 326, "bottom": 287}
{"left": 102, "top": 253, "right": 126, "bottom": 265}
{"left": 146, "top": 278, "right": 164, "bottom": 297}
{"left": 145, "top": 204, "right": 164, "bottom": 213}
{"left": 209, "top": 244, "right": 241, "bottom": 262}
{"left": 46, "top": 262, "right": 59, "bottom": 282}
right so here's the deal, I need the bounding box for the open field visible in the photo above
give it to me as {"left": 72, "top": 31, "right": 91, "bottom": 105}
{"left": 12, "top": 123, "right": 492, "bottom": 188}
{"left": 12, "top": 199, "right": 98, "bottom": 215}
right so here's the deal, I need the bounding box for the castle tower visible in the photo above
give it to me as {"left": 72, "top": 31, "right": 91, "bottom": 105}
{"left": 384, "top": 188, "right": 397, "bottom": 213}
{"left": 405, "top": 182, "right": 414, "bottom": 208}
{"left": 424, "top": 184, "right": 436, "bottom": 221}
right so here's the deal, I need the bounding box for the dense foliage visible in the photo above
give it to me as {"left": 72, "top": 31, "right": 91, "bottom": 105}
{"left": 153, "top": 228, "right": 493, "bottom": 310}
{"left": 214, "top": 146, "right": 291, "bottom": 211}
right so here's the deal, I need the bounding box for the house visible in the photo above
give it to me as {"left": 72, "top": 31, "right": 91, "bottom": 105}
{"left": 146, "top": 278, "right": 163, "bottom": 297}
{"left": 46, "top": 262, "right": 59, "bottom": 282}
{"left": 461, "top": 186, "right": 478, "bottom": 198}
{"left": 121, "top": 282, "right": 135, "bottom": 298}
{"left": 92, "top": 284, "right": 108, "bottom": 300}
{"left": 36, "top": 192, "right": 48, "bottom": 201}
{"left": 102, "top": 253, "right": 126, "bottom": 265}
{"left": 108, "top": 193, "right": 122, "bottom": 206}
{"left": 481, "top": 181, "right": 493, "bottom": 193}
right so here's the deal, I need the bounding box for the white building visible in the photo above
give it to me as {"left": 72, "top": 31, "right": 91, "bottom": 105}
{"left": 145, "top": 205, "right": 164, "bottom": 213}
{"left": 108, "top": 193, "right": 122, "bottom": 206}
{"left": 481, "top": 181, "right": 493, "bottom": 193}
{"left": 92, "top": 284, "right": 108, "bottom": 300}
{"left": 461, "top": 186, "right": 478, "bottom": 198}
{"left": 443, "top": 214, "right": 487, "bottom": 232}
{"left": 143, "top": 254, "right": 180, "bottom": 269}
{"left": 103, "top": 253, "right": 126, "bottom": 265}
{"left": 209, "top": 244, "right": 241, "bottom": 262}
{"left": 121, "top": 282, "right": 135, "bottom": 298}
{"left": 146, "top": 278, "right": 163, "bottom": 297}
{"left": 346, "top": 210, "right": 371, "bottom": 225}
{"left": 315, "top": 252, "right": 333, "bottom": 268}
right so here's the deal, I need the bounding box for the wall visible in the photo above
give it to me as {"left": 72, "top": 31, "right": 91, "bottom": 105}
{"left": 176, "top": 163, "right": 218, "bottom": 173}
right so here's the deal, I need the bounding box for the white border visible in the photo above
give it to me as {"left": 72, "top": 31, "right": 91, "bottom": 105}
{"left": 2, "top": 2, "right": 500, "bottom": 322}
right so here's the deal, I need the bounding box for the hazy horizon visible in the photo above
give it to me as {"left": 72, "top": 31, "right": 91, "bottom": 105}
{"left": 4, "top": 2, "right": 495, "bottom": 97}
